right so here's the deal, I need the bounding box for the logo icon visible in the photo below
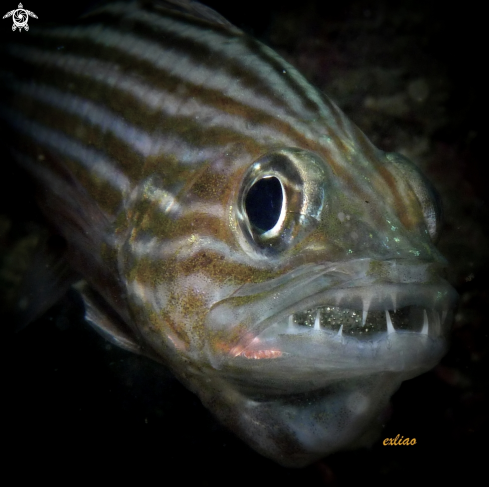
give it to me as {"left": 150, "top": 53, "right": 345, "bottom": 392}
{"left": 3, "top": 3, "right": 38, "bottom": 32}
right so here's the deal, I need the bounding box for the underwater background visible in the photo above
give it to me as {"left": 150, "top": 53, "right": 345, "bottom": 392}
{"left": 1, "top": 0, "right": 486, "bottom": 483}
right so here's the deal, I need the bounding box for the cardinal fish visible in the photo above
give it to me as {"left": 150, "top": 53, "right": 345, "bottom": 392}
{"left": 0, "top": 0, "right": 457, "bottom": 466}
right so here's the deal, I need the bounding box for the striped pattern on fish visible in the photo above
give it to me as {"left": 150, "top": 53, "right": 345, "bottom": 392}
{"left": 0, "top": 0, "right": 457, "bottom": 467}
{"left": 1, "top": 3, "right": 380, "bottom": 197}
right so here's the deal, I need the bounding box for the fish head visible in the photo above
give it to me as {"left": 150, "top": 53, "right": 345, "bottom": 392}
{"left": 119, "top": 135, "right": 456, "bottom": 466}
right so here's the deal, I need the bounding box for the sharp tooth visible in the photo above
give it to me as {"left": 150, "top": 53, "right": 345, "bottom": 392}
{"left": 421, "top": 309, "right": 429, "bottom": 335}
{"left": 337, "top": 324, "right": 343, "bottom": 337}
{"left": 361, "top": 295, "right": 372, "bottom": 326}
{"left": 288, "top": 315, "right": 294, "bottom": 331}
{"left": 385, "top": 310, "right": 395, "bottom": 334}
{"left": 362, "top": 308, "right": 368, "bottom": 326}
{"left": 314, "top": 310, "right": 321, "bottom": 330}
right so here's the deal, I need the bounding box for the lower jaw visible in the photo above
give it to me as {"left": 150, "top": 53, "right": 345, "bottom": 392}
{"left": 213, "top": 311, "right": 452, "bottom": 397}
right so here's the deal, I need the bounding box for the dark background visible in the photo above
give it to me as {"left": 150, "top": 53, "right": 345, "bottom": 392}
{"left": 1, "top": 0, "right": 486, "bottom": 484}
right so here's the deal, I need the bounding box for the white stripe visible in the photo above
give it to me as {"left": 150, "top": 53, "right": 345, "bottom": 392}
{"left": 7, "top": 45, "right": 302, "bottom": 155}
{"left": 15, "top": 81, "right": 156, "bottom": 157}
{"left": 128, "top": 235, "right": 268, "bottom": 267}
{"left": 0, "top": 106, "right": 131, "bottom": 194}
{"left": 127, "top": 278, "right": 169, "bottom": 314}
{"left": 183, "top": 202, "right": 227, "bottom": 219}
{"left": 124, "top": 175, "right": 226, "bottom": 226}
{"left": 5, "top": 23, "right": 374, "bottom": 185}
{"left": 127, "top": 178, "right": 182, "bottom": 215}
{"left": 11, "top": 80, "right": 233, "bottom": 163}
{"left": 126, "top": 274, "right": 238, "bottom": 316}
{"left": 29, "top": 26, "right": 328, "bottom": 140}
{"left": 102, "top": 1, "right": 326, "bottom": 119}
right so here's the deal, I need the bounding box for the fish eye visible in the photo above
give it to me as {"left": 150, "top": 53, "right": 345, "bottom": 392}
{"left": 244, "top": 176, "right": 284, "bottom": 234}
{"left": 236, "top": 148, "right": 327, "bottom": 254}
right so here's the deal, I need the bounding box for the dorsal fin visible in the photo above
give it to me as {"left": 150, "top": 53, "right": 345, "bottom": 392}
{"left": 149, "top": 0, "right": 237, "bottom": 28}
{"left": 82, "top": 1, "right": 239, "bottom": 30}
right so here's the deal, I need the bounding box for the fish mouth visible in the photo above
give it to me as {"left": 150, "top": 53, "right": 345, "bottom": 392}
{"left": 238, "top": 304, "right": 445, "bottom": 358}
{"left": 204, "top": 260, "right": 457, "bottom": 391}
{"left": 290, "top": 305, "right": 438, "bottom": 338}
{"left": 231, "top": 281, "right": 454, "bottom": 361}
{"left": 245, "top": 280, "right": 454, "bottom": 342}
{"left": 233, "top": 282, "right": 454, "bottom": 362}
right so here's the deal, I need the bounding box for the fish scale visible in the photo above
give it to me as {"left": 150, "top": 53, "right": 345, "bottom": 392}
{"left": 0, "top": 0, "right": 457, "bottom": 467}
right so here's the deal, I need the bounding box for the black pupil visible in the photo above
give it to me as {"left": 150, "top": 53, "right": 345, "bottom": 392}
{"left": 245, "top": 177, "right": 283, "bottom": 232}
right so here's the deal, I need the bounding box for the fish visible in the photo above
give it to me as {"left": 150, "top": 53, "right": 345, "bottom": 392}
{"left": 0, "top": 0, "right": 457, "bottom": 466}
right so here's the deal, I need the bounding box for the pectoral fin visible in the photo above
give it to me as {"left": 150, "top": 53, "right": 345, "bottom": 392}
{"left": 74, "top": 281, "right": 162, "bottom": 363}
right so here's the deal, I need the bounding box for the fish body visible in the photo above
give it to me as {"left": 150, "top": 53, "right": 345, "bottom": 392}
{"left": 0, "top": 1, "right": 457, "bottom": 466}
